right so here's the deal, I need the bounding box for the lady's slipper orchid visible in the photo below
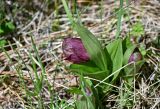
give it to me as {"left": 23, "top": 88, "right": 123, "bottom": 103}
{"left": 62, "top": 38, "right": 90, "bottom": 63}
{"left": 128, "top": 52, "right": 142, "bottom": 63}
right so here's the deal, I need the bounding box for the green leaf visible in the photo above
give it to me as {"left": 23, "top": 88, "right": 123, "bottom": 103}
{"left": 78, "top": 77, "right": 103, "bottom": 109}
{"left": 70, "top": 61, "right": 100, "bottom": 74}
{"left": 80, "top": 77, "right": 96, "bottom": 109}
{"left": 73, "top": 23, "right": 108, "bottom": 72}
{"left": 70, "top": 63, "right": 108, "bottom": 80}
{"left": 5, "top": 22, "right": 15, "bottom": 30}
{"left": 131, "top": 22, "right": 144, "bottom": 36}
{"left": 0, "top": 28, "right": 4, "bottom": 34}
{"left": 68, "top": 87, "right": 82, "bottom": 95}
{"left": 124, "top": 60, "right": 145, "bottom": 84}
{"left": 0, "top": 21, "right": 15, "bottom": 35}
{"left": 122, "top": 35, "right": 133, "bottom": 52}
{"left": 0, "top": 39, "right": 6, "bottom": 47}
{"left": 75, "top": 97, "right": 89, "bottom": 109}
{"left": 139, "top": 43, "right": 147, "bottom": 56}
{"left": 106, "top": 38, "right": 123, "bottom": 82}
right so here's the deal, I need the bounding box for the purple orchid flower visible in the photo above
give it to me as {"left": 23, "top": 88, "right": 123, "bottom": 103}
{"left": 129, "top": 52, "right": 142, "bottom": 63}
{"left": 62, "top": 38, "right": 90, "bottom": 63}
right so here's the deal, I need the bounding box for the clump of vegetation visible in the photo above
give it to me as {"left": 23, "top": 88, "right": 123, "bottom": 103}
{"left": 61, "top": 0, "right": 147, "bottom": 108}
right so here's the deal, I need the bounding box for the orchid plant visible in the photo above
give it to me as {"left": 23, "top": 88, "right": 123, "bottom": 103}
{"left": 61, "top": 0, "right": 145, "bottom": 108}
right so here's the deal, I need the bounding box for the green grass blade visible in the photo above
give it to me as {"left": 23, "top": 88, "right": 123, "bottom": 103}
{"left": 61, "top": 0, "right": 74, "bottom": 23}
{"left": 115, "top": 0, "right": 124, "bottom": 38}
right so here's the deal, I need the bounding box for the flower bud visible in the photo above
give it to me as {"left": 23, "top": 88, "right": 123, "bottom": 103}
{"left": 128, "top": 52, "right": 142, "bottom": 63}
{"left": 62, "top": 38, "right": 90, "bottom": 63}
{"left": 85, "top": 87, "right": 92, "bottom": 96}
